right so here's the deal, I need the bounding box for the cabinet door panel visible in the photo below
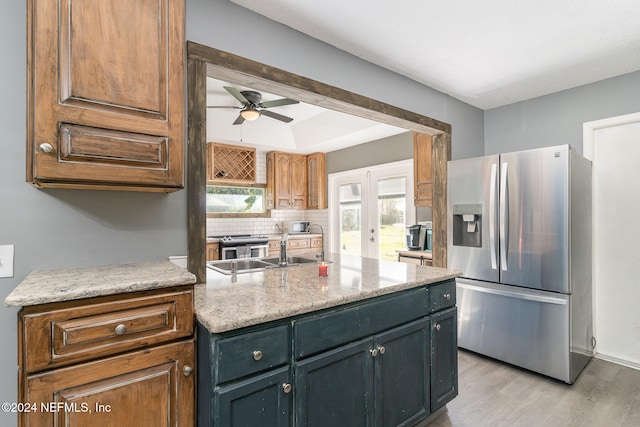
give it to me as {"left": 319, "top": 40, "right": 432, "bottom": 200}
{"left": 290, "top": 155, "right": 307, "bottom": 209}
{"left": 375, "top": 318, "right": 430, "bottom": 427}
{"left": 23, "top": 340, "right": 194, "bottom": 427}
{"left": 430, "top": 307, "right": 458, "bottom": 410}
{"left": 274, "top": 153, "right": 292, "bottom": 208}
{"left": 214, "top": 367, "right": 291, "bottom": 427}
{"left": 28, "top": 0, "right": 184, "bottom": 190}
{"left": 294, "top": 338, "right": 373, "bottom": 427}
{"left": 414, "top": 133, "right": 433, "bottom": 206}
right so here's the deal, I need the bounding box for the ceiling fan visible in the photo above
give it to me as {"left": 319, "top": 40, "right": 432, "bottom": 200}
{"left": 207, "top": 86, "right": 299, "bottom": 125}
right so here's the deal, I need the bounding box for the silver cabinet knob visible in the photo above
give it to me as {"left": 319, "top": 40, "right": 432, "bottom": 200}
{"left": 370, "top": 348, "right": 378, "bottom": 357}
{"left": 253, "top": 350, "right": 263, "bottom": 361}
{"left": 444, "top": 293, "right": 451, "bottom": 300}
{"left": 39, "top": 143, "right": 53, "bottom": 153}
{"left": 183, "top": 366, "right": 193, "bottom": 377}
{"left": 114, "top": 324, "right": 127, "bottom": 335}
{"left": 378, "top": 346, "right": 386, "bottom": 355}
{"left": 282, "top": 383, "right": 292, "bottom": 394}
{"left": 435, "top": 324, "right": 441, "bottom": 331}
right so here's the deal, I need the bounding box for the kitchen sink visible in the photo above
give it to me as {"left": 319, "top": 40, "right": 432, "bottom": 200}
{"left": 207, "top": 259, "right": 277, "bottom": 275}
{"left": 261, "top": 256, "right": 319, "bottom": 266}
{"left": 207, "top": 256, "right": 323, "bottom": 275}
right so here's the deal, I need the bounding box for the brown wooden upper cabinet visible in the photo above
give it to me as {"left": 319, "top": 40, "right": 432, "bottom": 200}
{"left": 266, "top": 151, "right": 308, "bottom": 209}
{"left": 307, "top": 152, "right": 327, "bottom": 209}
{"left": 206, "top": 143, "right": 256, "bottom": 184}
{"left": 414, "top": 132, "right": 433, "bottom": 206}
{"left": 26, "top": 0, "right": 185, "bottom": 192}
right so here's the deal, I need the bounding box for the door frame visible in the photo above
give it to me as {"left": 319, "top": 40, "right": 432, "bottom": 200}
{"left": 328, "top": 159, "right": 415, "bottom": 258}
{"left": 187, "top": 42, "right": 451, "bottom": 281}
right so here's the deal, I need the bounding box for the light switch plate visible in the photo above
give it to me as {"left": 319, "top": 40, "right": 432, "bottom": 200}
{"left": 0, "top": 245, "right": 15, "bottom": 278}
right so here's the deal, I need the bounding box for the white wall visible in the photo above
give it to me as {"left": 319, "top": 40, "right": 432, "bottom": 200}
{"left": 585, "top": 114, "right": 640, "bottom": 368}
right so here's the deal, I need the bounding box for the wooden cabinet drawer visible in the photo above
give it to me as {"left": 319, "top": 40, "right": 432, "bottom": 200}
{"left": 429, "top": 280, "right": 456, "bottom": 312}
{"left": 216, "top": 324, "right": 290, "bottom": 384}
{"left": 21, "top": 288, "right": 193, "bottom": 373}
{"left": 310, "top": 237, "right": 322, "bottom": 248}
{"left": 293, "top": 287, "right": 429, "bottom": 359}
{"left": 288, "top": 238, "right": 310, "bottom": 250}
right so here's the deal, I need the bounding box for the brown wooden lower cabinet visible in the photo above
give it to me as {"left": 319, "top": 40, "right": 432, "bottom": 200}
{"left": 22, "top": 340, "right": 195, "bottom": 426}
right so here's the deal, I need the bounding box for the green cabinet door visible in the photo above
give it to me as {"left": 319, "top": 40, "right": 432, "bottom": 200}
{"left": 374, "top": 318, "right": 430, "bottom": 427}
{"left": 215, "top": 366, "right": 291, "bottom": 427}
{"left": 294, "top": 337, "right": 373, "bottom": 427}
{"left": 430, "top": 307, "right": 458, "bottom": 411}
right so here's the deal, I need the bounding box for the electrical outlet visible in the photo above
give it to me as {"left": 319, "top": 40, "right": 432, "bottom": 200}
{"left": 0, "top": 245, "right": 15, "bottom": 278}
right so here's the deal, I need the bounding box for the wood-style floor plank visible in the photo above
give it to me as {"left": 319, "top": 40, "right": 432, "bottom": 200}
{"left": 425, "top": 350, "right": 640, "bottom": 427}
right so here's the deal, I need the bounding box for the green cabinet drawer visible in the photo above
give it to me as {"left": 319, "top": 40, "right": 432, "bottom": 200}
{"left": 216, "top": 324, "right": 290, "bottom": 384}
{"left": 293, "top": 287, "right": 429, "bottom": 359}
{"left": 429, "top": 280, "right": 456, "bottom": 312}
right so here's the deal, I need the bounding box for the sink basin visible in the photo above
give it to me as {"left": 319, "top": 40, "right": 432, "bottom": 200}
{"left": 261, "top": 256, "right": 319, "bottom": 266}
{"left": 207, "top": 259, "right": 277, "bottom": 275}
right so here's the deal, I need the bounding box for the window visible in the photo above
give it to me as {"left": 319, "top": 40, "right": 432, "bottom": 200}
{"left": 206, "top": 184, "right": 270, "bottom": 217}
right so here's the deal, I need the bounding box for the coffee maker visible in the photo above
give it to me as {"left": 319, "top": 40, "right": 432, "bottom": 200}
{"left": 406, "top": 222, "right": 433, "bottom": 251}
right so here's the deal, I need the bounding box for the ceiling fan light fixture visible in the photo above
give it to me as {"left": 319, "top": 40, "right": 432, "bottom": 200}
{"left": 240, "top": 108, "right": 261, "bottom": 121}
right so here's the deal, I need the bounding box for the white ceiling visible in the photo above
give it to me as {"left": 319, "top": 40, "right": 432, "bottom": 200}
{"left": 230, "top": 0, "right": 640, "bottom": 110}
{"left": 206, "top": 77, "right": 408, "bottom": 154}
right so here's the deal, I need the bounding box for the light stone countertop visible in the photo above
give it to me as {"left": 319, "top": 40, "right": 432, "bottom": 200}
{"left": 195, "top": 252, "right": 460, "bottom": 334}
{"left": 4, "top": 260, "right": 197, "bottom": 307}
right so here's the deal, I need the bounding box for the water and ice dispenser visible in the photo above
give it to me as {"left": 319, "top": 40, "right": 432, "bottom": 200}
{"left": 452, "top": 204, "right": 482, "bottom": 248}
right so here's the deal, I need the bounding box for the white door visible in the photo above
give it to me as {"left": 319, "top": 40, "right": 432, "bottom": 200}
{"left": 329, "top": 160, "right": 415, "bottom": 261}
{"left": 585, "top": 112, "right": 640, "bottom": 367}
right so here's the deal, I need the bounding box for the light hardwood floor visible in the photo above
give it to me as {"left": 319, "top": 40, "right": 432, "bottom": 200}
{"left": 427, "top": 349, "right": 640, "bottom": 427}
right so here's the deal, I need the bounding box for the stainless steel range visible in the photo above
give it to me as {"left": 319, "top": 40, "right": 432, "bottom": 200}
{"left": 216, "top": 235, "right": 269, "bottom": 260}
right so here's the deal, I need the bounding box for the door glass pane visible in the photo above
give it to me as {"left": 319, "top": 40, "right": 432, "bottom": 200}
{"left": 339, "top": 183, "right": 362, "bottom": 256}
{"left": 377, "top": 177, "right": 407, "bottom": 261}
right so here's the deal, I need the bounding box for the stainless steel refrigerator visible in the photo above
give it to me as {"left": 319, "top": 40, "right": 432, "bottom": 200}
{"left": 447, "top": 144, "right": 593, "bottom": 384}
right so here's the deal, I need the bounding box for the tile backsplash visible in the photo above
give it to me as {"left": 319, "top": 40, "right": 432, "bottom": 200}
{"left": 207, "top": 209, "right": 329, "bottom": 238}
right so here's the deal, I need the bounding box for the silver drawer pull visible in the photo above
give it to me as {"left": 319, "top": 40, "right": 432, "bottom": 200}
{"left": 282, "top": 383, "right": 292, "bottom": 394}
{"left": 370, "top": 348, "right": 378, "bottom": 357}
{"left": 39, "top": 143, "right": 53, "bottom": 153}
{"left": 378, "top": 346, "right": 386, "bottom": 355}
{"left": 114, "top": 324, "right": 127, "bottom": 335}
{"left": 444, "top": 293, "right": 451, "bottom": 300}
{"left": 183, "top": 366, "right": 193, "bottom": 377}
{"left": 253, "top": 350, "right": 263, "bottom": 361}
{"left": 435, "top": 324, "right": 441, "bottom": 331}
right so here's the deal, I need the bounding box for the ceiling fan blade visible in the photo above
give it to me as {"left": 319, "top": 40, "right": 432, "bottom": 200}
{"left": 260, "top": 98, "right": 299, "bottom": 108}
{"left": 260, "top": 109, "right": 294, "bottom": 123}
{"left": 224, "top": 86, "right": 249, "bottom": 104}
{"left": 232, "top": 114, "right": 245, "bottom": 125}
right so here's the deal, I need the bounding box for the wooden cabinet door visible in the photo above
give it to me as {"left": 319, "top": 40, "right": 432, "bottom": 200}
{"left": 290, "top": 155, "right": 308, "bottom": 209}
{"left": 306, "top": 153, "right": 326, "bottom": 209}
{"left": 274, "top": 152, "right": 293, "bottom": 209}
{"left": 206, "top": 242, "right": 220, "bottom": 261}
{"left": 374, "top": 319, "right": 430, "bottom": 427}
{"left": 414, "top": 133, "right": 433, "bottom": 206}
{"left": 430, "top": 307, "right": 458, "bottom": 411}
{"left": 214, "top": 367, "right": 291, "bottom": 427}
{"left": 294, "top": 338, "right": 373, "bottom": 427}
{"left": 22, "top": 340, "right": 195, "bottom": 427}
{"left": 28, "top": 0, "right": 185, "bottom": 191}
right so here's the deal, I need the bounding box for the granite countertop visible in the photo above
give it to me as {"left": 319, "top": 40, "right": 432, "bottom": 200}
{"left": 195, "top": 252, "right": 460, "bottom": 334}
{"left": 397, "top": 249, "right": 433, "bottom": 259}
{"left": 4, "top": 260, "right": 197, "bottom": 307}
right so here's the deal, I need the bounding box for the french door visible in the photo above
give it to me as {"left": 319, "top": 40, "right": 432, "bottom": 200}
{"left": 329, "top": 160, "right": 415, "bottom": 261}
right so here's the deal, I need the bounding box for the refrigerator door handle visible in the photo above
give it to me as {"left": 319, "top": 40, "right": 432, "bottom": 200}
{"left": 500, "top": 162, "right": 509, "bottom": 271}
{"left": 489, "top": 163, "right": 498, "bottom": 269}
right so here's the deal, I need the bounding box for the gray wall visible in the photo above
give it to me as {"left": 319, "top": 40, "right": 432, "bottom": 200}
{"left": 326, "top": 132, "right": 414, "bottom": 174}
{"left": 485, "top": 70, "right": 640, "bottom": 155}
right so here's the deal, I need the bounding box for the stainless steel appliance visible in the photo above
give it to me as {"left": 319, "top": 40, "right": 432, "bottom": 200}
{"left": 290, "top": 221, "right": 310, "bottom": 233}
{"left": 447, "top": 145, "right": 593, "bottom": 384}
{"left": 219, "top": 235, "right": 269, "bottom": 260}
{"left": 406, "top": 222, "right": 433, "bottom": 251}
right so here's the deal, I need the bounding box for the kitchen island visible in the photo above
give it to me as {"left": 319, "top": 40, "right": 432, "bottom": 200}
{"left": 196, "top": 252, "right": 460, "bottom": 427}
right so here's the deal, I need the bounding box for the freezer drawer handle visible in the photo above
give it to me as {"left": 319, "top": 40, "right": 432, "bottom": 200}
{"left": 457, "top": 282, "right": 567, "bottom": 305}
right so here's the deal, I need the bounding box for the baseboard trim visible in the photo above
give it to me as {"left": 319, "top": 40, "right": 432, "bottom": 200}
{"left": 595, "top": 352, "right": 640, "bottom": 371}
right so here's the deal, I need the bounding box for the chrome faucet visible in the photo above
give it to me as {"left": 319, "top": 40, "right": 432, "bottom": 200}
{"left": 308, "top": 224, "right": 325, "bottom": 261}
{"left": 279, "top": 233, "right": 288, "bottom": 266}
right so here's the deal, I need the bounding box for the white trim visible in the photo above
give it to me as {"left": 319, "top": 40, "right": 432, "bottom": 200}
{"left": 583, "top": 111, "right": 640, "bottom": 160}
{"left": 595, "top": 352, "right": 640, "bottom": 372}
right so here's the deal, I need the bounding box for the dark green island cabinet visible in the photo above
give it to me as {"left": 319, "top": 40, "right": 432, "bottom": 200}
{"left": 197, "top": 279, "right": 458, "bottom": 426}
